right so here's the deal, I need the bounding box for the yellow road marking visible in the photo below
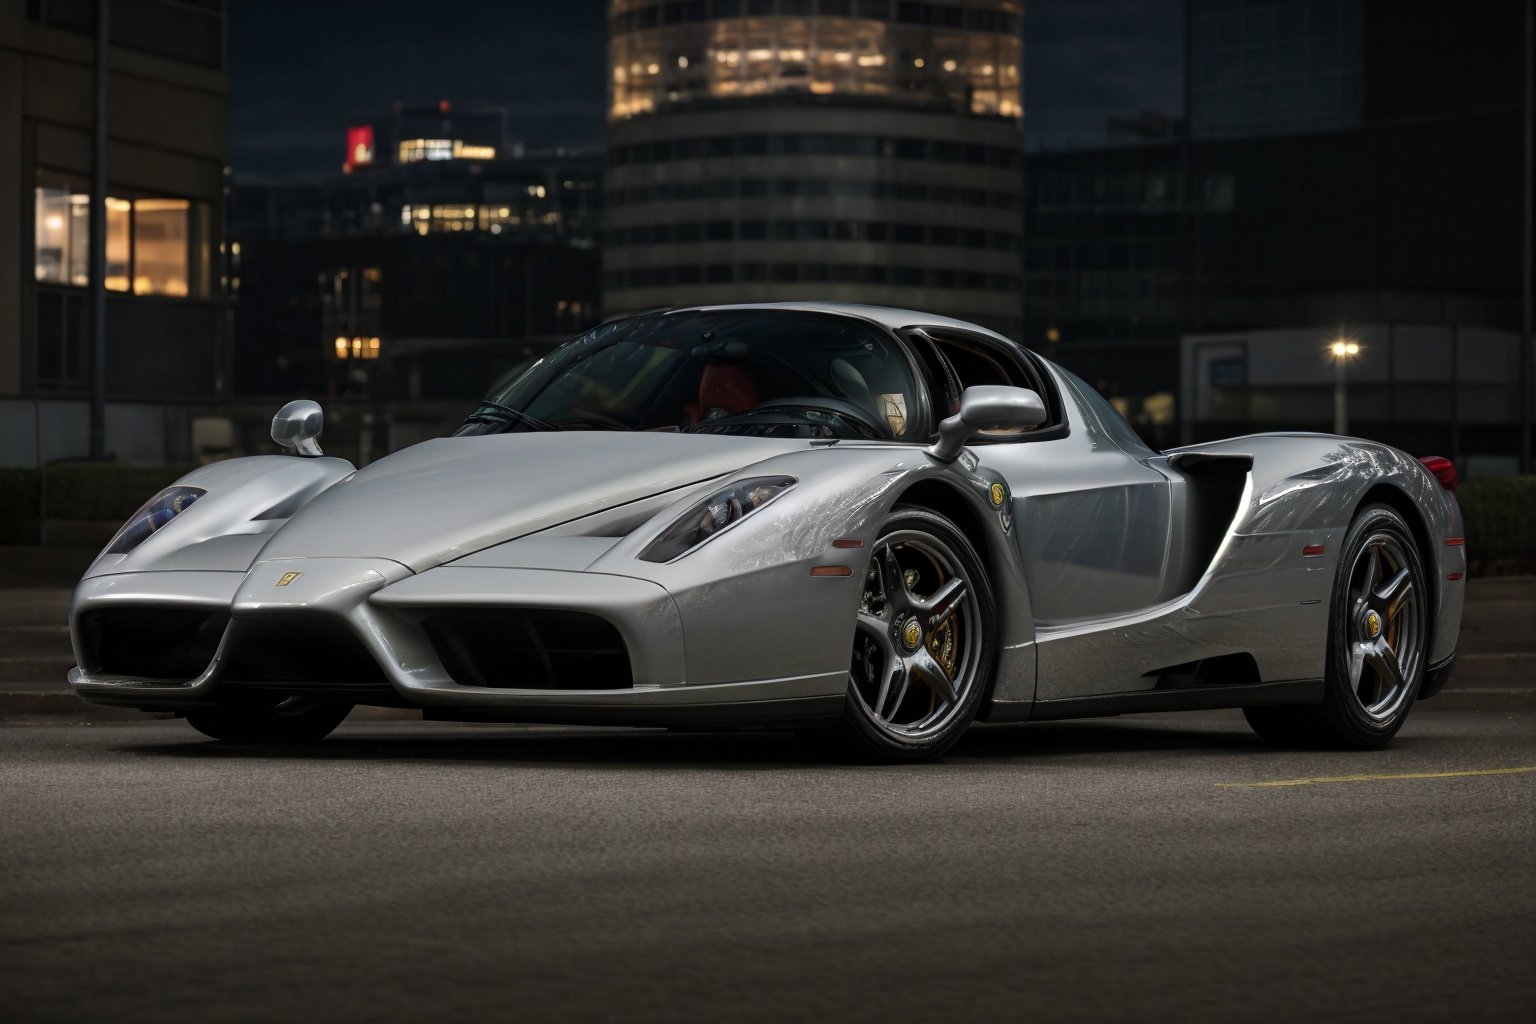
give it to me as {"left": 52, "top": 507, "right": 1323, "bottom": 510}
{"left": 1218, "top": 766, "right": 1536, "bottom": 789}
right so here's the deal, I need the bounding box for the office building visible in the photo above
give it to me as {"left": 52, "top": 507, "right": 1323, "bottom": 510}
{"left": 603, "top": 0, "right": 1026, "bottom": 339}
{"left": 1024, "top": 0, "right": 1528, "bottom": 466}
{"left": 1, "top": 0, "right": 229, "bottom": 465}
{"left": 229, "top": 107, "right": 603, "bottom": 404}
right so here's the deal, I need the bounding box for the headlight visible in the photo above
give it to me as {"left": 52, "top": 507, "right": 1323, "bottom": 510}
{"left": 105, "top": 486, "right": 206, "bottom": 555}
{"left": 639, "top": 476, "right": 794, "bottom": 563}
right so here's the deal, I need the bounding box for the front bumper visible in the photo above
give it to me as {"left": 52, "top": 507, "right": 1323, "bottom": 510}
{"left": 66, "top": 562, "right": 847, "bottom": 725}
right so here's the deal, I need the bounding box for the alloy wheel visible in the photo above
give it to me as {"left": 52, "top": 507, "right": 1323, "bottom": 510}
{"left": 1342, "top": 530, "right": 1425, "bottom": 721}
{"left": 850, "top": 529, "right": 982, "bottom": 741}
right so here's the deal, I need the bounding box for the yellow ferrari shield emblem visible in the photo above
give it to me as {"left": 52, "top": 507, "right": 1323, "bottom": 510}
{"left": 990, "top": 482, "right": 1006, "bottom": 507}
{"left": 276, "top": 572, "right": 302, "bottom": 587}
{"left": 903, "top": 619, "right": 922, "bottom": 648}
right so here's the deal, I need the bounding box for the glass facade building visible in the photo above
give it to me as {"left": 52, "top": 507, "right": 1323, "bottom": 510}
{"left": 604, "top": 0, "right": 1025, "bottom": 338}
{"left": 1024, "top": 0, "right": 1527, "bottom": 465}
{"left": 1188, "top": 0, "right": 1364, "bottom": 140}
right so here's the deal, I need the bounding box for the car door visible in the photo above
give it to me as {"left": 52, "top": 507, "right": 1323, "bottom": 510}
{"left": 909, "top": 328, "right": 1177, "bottom": 628}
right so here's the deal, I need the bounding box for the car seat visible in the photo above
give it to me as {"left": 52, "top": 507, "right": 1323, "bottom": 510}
{"left": 685, "top": 362, "right": 760, "bottom": 425}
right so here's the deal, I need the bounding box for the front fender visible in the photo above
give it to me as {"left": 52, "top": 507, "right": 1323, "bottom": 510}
{"left": 588, "top": 445, "right": 1029, "bottom": 691}
{"left": 83, "top": 455, "right": 355, "bottom": 578}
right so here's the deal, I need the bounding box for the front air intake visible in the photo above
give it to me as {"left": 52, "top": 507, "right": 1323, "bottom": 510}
{"left": 421, "top": 609, "right": 633, "bottom": 689}
{"left": 79, "top": 607, "right": 228, "bottom": 682}
{"left": 219, "top": 617, "right": 389, "bottom": 685}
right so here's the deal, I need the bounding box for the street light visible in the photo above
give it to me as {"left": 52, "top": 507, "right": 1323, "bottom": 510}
{"left": 1330, "top": 338, "right": 1361, "bottom": 435}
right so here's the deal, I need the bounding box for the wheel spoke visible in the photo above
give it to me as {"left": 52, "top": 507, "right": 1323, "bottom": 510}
{"left": 1363, "top": 543, "right": 1383, "bottom": 595}
{"left": 856, "top": 610, "right": 896, "bottom": 656}
{"left": 909, "top": 647, "right": 958, "bottom": 705}
{"left": 919, "top": 577, "right": 967, "bottom": 631}
{"left": 1347, "top": 640, "right": 1368, "bottom": 692}
{"left": 1378, "top": 568, "right": 1413, "bottom": 620}
{"left": 1364, "top": 639, "right": 1405, "bottom": 699}
{"left": 874, "top": 663, "right": 910, "bottom": 722}
{"left": 874, "top": 546, "right": 912, "bottom": 616}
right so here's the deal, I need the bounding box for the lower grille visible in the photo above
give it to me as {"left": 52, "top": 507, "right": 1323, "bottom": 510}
{"left": 219, "top": 617, "right": 388, "bottom": 685}
{"left": 80, "top": 607, "right": 228, "bottom": 682}
{"left": 422, "top": 609, "right": 633, "bottom": 689}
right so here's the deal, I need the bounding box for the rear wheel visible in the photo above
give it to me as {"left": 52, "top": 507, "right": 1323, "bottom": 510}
{"left": 184, "top": 698, "right": 353, "bottom": 744}
{"left": 802, "top": 507, "right": 997, "bottom": 762}
{"left": 1244, "top": 503, "right": 1427, "bottom": 748}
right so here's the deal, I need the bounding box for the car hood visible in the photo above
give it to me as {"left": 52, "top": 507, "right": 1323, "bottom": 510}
{"left": 256, "top": 432, "right": 805, "bottom": 571}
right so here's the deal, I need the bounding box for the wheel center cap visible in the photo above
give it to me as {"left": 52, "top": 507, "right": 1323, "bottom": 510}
{"left": 901, "top": 617, "right": 923, "bottom": 651}
{"left": 1365, "top": 610, "right": 1381, "bottom": 638}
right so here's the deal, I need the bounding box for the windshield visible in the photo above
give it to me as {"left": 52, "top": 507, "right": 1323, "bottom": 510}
{"left": 455, "top": 310, "right": 924, "bottom": 441}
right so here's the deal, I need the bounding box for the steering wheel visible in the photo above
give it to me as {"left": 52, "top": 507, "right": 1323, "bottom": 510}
{"left": 744, "top": 397, "right": 888, "bottom": 438}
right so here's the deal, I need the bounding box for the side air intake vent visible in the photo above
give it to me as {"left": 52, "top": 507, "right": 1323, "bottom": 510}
{"left": 1169, "top": 453, "right": 1251, "bottom": 590}
{"left": 1146, "top": 652, "right": 1262, "bottom": 690}
{"left": 422, "top": 609, "right": 633, "bottom": 690}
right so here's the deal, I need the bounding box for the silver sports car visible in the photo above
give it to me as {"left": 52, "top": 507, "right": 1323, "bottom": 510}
{"left": 67, "top": 303, "right": 1465, "bottom": 760}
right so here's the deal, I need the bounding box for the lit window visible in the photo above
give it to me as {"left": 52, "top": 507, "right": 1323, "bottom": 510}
{"left": 132, "top": 199, "right": 190, "bottom": 296}
{"left": 334, "top": 336, "right": 382, "bottom": 361}
{"left": 429, "top": 205, "right": 478, "bottom": 232}
{"left": 33, "top": 185, "right": 156, "bottom": 293}
{"left": 32, "top": 186, "right": 90, "bottom": 286}
{"left": 104, "top": 198, "right": 133, "bottom": 291}
{"left": 398, "top": 138, "right": 454, "bottom": 162}
{"left": 452, "top": 140, "right": 496, "bottom": 160}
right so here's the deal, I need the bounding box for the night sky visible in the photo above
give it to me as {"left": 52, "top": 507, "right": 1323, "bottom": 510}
{"left": 227, "top": 0, "right": 1183, "bottom": 182}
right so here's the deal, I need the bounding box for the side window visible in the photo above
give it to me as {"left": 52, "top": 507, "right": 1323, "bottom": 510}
{"left": 931, "top": 336, "right": 1020, "bottom": 388}
{"left": 923, "top": 329, "right": 1042, "bottom": 438}
{"left": 1053, "top": 366, "right": 1153, "bottom": 457}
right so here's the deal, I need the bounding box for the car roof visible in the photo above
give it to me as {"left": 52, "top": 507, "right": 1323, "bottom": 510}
{"left": 651, "top": 302, "right": 1018, "bottom": 349}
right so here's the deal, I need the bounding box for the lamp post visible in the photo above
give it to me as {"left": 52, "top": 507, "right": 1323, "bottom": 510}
{"left": 1330, "top": 338, "right": 1360, "bottom": 435}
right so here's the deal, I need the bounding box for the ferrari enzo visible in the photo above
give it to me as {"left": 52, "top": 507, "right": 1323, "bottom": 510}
{"left": 66, "top": 303, "right": 1465, "bottom": 760}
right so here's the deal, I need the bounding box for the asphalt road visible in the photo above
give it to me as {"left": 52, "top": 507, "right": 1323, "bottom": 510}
{"left": 2, "top": 706, "right": 1533, "bottom": 1024}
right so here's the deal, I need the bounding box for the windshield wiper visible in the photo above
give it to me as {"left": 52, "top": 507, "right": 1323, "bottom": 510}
{"left": 460, "top": 401, "right": 560, "bottom": 432}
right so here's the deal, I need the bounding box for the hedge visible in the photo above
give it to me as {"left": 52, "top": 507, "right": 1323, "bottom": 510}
{"left": 1457, "top": 475, "right": 1536, "bottom": 574}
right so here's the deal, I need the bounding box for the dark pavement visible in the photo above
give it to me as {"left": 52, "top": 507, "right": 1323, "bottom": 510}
{"left": 2, "top": 705, "right": 1532, "bottom": 1023}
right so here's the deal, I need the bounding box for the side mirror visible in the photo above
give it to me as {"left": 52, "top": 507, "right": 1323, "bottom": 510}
{"left": 272, "top": 400, "right": 324, "bottom": 457}
{"left": 925, "top": 386, "right": 1047, "bottom": 464}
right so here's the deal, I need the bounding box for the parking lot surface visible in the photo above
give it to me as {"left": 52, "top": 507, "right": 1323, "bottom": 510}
{"left": 2, "top": 704, "right": 1531, "bottom": 1023}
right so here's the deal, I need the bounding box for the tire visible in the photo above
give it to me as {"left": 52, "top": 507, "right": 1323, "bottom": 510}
{"left": 1244, "top": 503, "right": 1428, "bottom": 749}
{"left": 184, "top": 698, "right": 353, "bottom": 743}
{"left": 800, "top": 506, "right": 997, "bottom": 763}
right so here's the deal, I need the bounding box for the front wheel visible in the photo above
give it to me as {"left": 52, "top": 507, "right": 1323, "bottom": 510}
{"left": 802, "top": 506, "right": 997, "bottom": 762}
{"left": 184, "top": 698, "right": 353, "bottom": 744}
{"left": 1245, "top": 503, "right": 1428, "bottom": 748}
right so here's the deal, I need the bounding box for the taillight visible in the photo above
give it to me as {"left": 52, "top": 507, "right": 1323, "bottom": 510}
{"left": 1419, "top": 455, "right": 1457, "bottom": 492}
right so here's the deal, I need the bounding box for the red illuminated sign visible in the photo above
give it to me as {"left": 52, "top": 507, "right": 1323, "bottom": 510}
{"left": 343, "top": 125, "right": 374, "bottom": 173}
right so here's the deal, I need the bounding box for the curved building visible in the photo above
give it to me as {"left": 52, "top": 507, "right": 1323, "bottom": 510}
{"left": 604, "top": 0, "right": 1024, "bottom": 339}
